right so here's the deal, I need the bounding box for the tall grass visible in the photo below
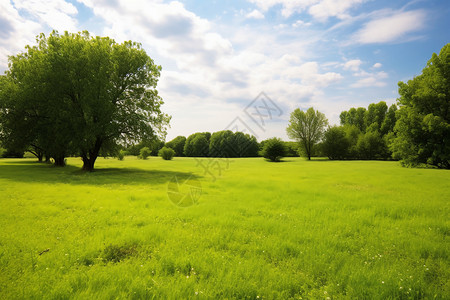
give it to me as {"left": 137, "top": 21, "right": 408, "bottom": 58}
{"left": 0, "top": 157, "right": 448, "bottom": 299}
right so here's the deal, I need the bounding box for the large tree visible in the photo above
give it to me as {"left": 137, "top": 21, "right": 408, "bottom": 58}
{"left": 390, "top": 43, "right": 450, "bottom": 168}
{"left": 0, "top": 31, "right": 170, "bottom": 170}
{"left": 286, "top": 107, "right": 328, "bottom": 160}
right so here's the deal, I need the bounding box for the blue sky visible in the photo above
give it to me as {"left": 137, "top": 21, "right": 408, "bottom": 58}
{"left": 0, "top": 0, "right": 449, "bottom": 141}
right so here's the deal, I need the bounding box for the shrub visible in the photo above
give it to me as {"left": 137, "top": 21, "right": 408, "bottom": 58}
{"left": 117, "top": 150, "right": 126, "bottom": 161}
{"left": 159, "top": 146, "right": 175, "bottom": 160}
{"left": 261, "top": 138, "right": 286, "bottom": 162}
{"left": 139, "top": 147, "right": 151, "bottom": 160}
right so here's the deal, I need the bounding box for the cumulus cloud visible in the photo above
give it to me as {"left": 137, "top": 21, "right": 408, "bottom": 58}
{"left": 246, "top": 9, "right": 265, "bottom": 19}
{"left": 0, "top": 1, "right": 42, "bottom": 72}
{"left": 351, "top": 70, "right": 388, "bottom": 88}
{"left": 12, "top": 0, "right": 78, "bottom": 32}
{"left": 343, "top": 59, "right": 362, "bottom": 71}
{"left": 373, "top": 62, "right": 382, "bottom": 68}
{"left": 353, "top": 10, "right": 426, "bottom": 44}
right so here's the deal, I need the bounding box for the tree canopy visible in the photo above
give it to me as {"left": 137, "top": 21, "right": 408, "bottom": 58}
{"left": 390, "top": 43, "right": 450, "bottom": 168}
{"left": 0, "top": 31, "right": 170, "bottom": 170}
{"left": 286, "top": 107, "right": 328, "bottom": 160}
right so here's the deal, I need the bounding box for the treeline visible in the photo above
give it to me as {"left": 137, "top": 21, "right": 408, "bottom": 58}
{"left": 121, "top": 131, "right": 300, "bottom": 159}
{"left": 320, "top": 101, "right": 397, "bottom": 160}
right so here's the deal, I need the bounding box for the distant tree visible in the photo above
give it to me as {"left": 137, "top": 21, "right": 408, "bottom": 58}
{"left": 117, "top": 150, "right": 126, "bottom": 161}
{"left": 158, "top": 146, "right": 175, "bottom": 160}
{"left": 209, "top": 130, "right": 258, "bottom": 157}
{"left": 380, "top": 104, "right": 397, "bottom": 135}
{"left": 390, "top": 44, "right": 450, "bottom": 168}
{"left": 287, "top": 107, "right": 328, "bottom": 160}
{"left": 284, "top": 141, "right": 300, "bottom": 157}
{"left": 261, "top": 138, "right": 286, "bottom": 162}
{"left": 139, "top": 147, "right": 151, "bottom": 160}
{"left": 364, "top": 101, "right": 388, "bottom": 132}
{"left": 0, "top": 31, "right": 170, "bottom": 170}
{"left": 184, "top": 132, "right": 210, "bottom": 157}
{"left": 356, "top": 130, "right": 389, "bottom": 160}
{"left": 343, "top": 125, "right": 361, "bottom": 158}
{"left": 322, "top": 126, "right": 350, "bottom": 160}
{"left": 165, "top": 136, "right": 186, "bottom": 156}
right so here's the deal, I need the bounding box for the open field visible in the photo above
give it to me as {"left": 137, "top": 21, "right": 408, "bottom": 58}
{"left": 0, "top": 157, "right": 449, "bottom": 299}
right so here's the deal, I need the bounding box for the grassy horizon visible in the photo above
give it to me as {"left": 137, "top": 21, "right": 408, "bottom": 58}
{"left": 0, "top": 156, "right": 449, "bottom": 299}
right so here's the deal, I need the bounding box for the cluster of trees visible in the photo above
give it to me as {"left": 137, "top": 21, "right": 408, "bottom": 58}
{"left": 321, "top": 101, "right": 397, "bottom": 160}
{"left": 157, "top": 130, "right": 259, "bottom": 158}
{"left": 0, "top": 31, "right": 170, "bottom": 171}
{"left": 319, "top": 44, "right": 449, "bottom": 168}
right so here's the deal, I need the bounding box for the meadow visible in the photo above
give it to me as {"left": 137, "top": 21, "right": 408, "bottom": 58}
{"left": 0, "top": 156, "right": 448, "bottom": 299}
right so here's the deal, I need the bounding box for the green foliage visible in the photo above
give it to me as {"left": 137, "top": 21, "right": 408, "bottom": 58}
{"left": 356, "top": 130, "right": 389, "bottom": 160}
{"left": 139, "top": 147, "right": 151, "bottom": 160}
{"left": 1, "top": 148, "right": 24, "bottom": 158}
{"left": 158, "top": 146, "right": 175, "bottom": 160}
{"left": 284, "top": 141, "right": 300, "bottom": 157}
{"left": 165, "top": 136, "right": 186, "bottom": 156}
{"left": 391, "top": 44, "right": 450, "bottom": 169}
{"left": 287, "top": 107, "right": 328, "bottom": 160}
{"left": 209, "top": 130, "right": 259, "bottom": 157}
{"left": 322, "top": 126, "right": 350, "bottom": 160}
{"left": 261, "top": 137, "right": 286, "bottom": 162}
{"left": 0, "top": 31, "right": 170, "bottom": 170}
{"left": 183, "top": 132, "right": 210, "bottom": 157}
{"left": 117, "top": 150, "right": 126, "bottom": 161}
{"left": 0, "top": 157, "right": 449, "bottom": 299}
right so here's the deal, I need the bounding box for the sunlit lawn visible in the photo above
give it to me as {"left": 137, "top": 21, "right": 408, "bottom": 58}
{"left": 0, "top": 156, "right": 448, "bottom": 299}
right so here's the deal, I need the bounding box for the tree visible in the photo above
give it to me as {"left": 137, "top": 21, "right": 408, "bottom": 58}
{"left": 184, "top": 132, "right": 210, "bottom": 157}
{"left": 322, "top": 126, "right": 350, "bottom": 160}
{"left": 286, "top": 107, "right": 328, "bottom": 160}
{"left": 261, "top": 138, "right": 286, "bottom": 162}
{"left": 356, "top": 130, "right": 389, "bottom": 160}
{"left": 158, "top": 146, "right": 175, "bottom": 160}
{"left": 165, "top": 136, "right": 186, "bottom": 156}
{"left": 0, "top": 31, "right": 170, "bottom": 171}
{"left": 390, "top": 44, "right": 450, "bottom": 168}
{"left": 139, "top": 147, "right": 151, "bottom": 159}
{"left": 209, "top": 130, "right": 259, "bottom": 157}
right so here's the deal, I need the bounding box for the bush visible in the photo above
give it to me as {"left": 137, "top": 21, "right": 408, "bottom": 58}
{"left": 139, "top": 147, "right": 151, "bottom": 159}
{"left": 261, "top": 138, "right": 286, "bottom": 162}
{"left": 158, "top": 147, "right": 175, "bottom": 160}
{"left": 117, "top": 150, "right": 126, "bottom": 161}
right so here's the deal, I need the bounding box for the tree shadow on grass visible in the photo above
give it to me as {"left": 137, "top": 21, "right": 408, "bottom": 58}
{"left": 0, "top": 161, "right": 201, "bottom": 186}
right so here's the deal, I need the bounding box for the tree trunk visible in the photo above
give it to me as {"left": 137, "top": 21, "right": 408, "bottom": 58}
{"left": 53, "top": 156, "right": 66, "bottom": 166}
{"left": 81, "top": 138, "right": 102, "bottom": 172}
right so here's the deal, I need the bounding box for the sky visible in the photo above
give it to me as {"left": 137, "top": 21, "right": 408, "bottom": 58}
{"left": 0, "top": 0, "right": 449, "bottom": 141}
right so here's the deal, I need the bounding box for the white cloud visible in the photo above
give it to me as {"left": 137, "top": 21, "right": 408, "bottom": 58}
{"left": 246, "top": 9, "right": 265, "bottom": 19}
{"left": 248, "top": 0, "right": 365, "bottom": 20}
{"left": 353, "top": 10, "right": 426, "bottom": 44}
{"left": 308, "top": 0, "right": 365, "bottom": 21}
{"left": 343, "top": 59, "right": 362, "bottom": 71}
{"left": 351, "top": 71, "right": 388, "bottom": 88}
{"left": 0, "top": 1, "right": 42, "bottom": 72}
{"left": 12, "top": 0, "right": 78, "bottom": 32}
{"left": 292, "top": 20, "right": 311, "bottom": 28}
{"left": 372, "top": 62, "right": 382, "bottom": 68}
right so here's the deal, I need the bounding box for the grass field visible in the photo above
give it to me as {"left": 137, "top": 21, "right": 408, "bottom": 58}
{"left": 0, "top": 156, "right": 449, "bottom": 299}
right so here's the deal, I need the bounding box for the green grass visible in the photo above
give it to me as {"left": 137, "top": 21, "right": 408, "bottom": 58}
{"left": 0, "top": 156, "right": 449, "bottom": 299}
